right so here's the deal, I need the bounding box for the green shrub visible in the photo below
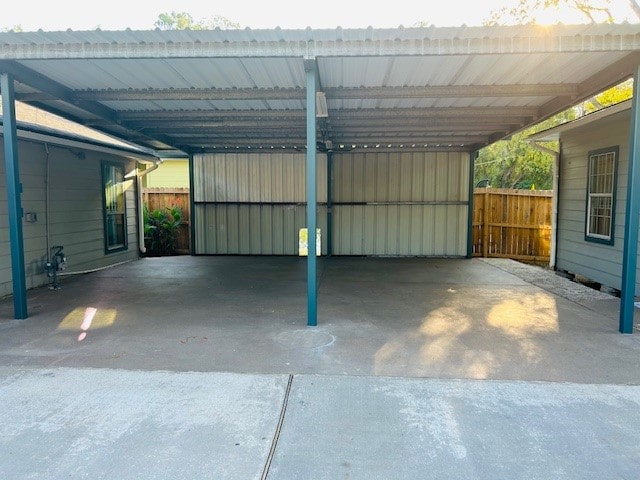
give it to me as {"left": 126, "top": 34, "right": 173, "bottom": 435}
{"left": 144, "top": 205, "right": 182, "bottom": 256}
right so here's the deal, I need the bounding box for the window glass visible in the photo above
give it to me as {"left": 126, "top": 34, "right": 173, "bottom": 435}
{"left": 102, "top": 162, "right": 127, "bottom": 252}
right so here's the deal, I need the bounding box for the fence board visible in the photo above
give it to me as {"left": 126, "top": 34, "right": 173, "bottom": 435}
{"left": 143, "top": 188, "right": 190, "bottom": 254}
{"left": 472, "top": 188, "right": 552, "bottom": 262}
{"left": 143, "top": 187, "right": 552, "bottom": 261}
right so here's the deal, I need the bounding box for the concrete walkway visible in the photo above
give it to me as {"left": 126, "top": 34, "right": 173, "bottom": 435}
{"left": 1, "top": 367, "right": 639, "bottom": 480}
{"left": 1, "top": 257, "right": 640, "bottom": 478}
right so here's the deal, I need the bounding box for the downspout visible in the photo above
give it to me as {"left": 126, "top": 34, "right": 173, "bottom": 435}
{"left": 326, "top": 149, "right": 333, "bottom": 256}
{"left": 467, "top": 151, "right": 477, "bottom": 259}
{"left": 134, "top": 160, "right": 163, "bottom": 254}
{"left": 44, "top": 143, "right": 51, "bottom": 264}
{"left": 529, "top": 140, "right": 560, "bottom": 268}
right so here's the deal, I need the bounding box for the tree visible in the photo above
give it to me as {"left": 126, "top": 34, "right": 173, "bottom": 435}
{"left": 1, "top": 25, "right": 23, "bottom": 32}
{"left": 474, "top": 111, "right": 573, "bottom": 189}
{"left": 476, "top": 1, "right": 638, "bottom": 189}
{"left": 486, "top": 0, "right": 640, "bottom": 25}
{"left": 578, "top": 79, "right": 633, "bottom": 113}
{"left": 154, "top": 11, "right": 240, "bottom": 30}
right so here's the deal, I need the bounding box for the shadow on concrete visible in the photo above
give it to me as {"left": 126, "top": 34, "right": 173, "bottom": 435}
{"left": 1, "top": 256, "right": 639, "bottom": 384}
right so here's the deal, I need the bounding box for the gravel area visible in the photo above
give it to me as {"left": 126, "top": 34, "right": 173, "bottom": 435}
{"left": 480, "top": 258, "right": 616, "bottom": 303}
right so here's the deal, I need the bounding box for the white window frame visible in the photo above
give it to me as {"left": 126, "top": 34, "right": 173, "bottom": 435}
{"left": 585, "top": 147, "right": 618, "bottom": 245}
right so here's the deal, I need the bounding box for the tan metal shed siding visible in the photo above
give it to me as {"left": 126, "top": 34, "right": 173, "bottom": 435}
{"left": 194, "top": 153, "right": 328, "bottom": 255}
{"left": 193, "top": 151, "right": 469, "bottom": 256}
{"left": 194, "top": 153, "right": 327, "bottom": 203}
{"left": 332, "top": 151, "right": 469, "bottom": 256}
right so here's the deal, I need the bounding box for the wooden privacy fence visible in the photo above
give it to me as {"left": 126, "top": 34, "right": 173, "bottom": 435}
{"left": 143, "top": 188, "right": 190, "bottom": 254}
{"left": 472, "top": 188, "right": 552, "bottom": 262}
{"left": 143, "top": 187, "right": 553, "bottom": 261}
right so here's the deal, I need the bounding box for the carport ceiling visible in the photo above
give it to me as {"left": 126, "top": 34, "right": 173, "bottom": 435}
{"left": 1, "top": 24, "right": 639, "bottom": 154}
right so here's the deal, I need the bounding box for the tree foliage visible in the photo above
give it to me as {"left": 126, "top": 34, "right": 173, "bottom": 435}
{"left": 476, "top": 1, "right": 638, "bottom": 189}
{"left": 486, "top": 0, "right": 640, "bottom": 25}
{"left": 2, "top": 25, "right": 23, "bottom": 32}
{"left": 154, "top": 11, "right": 240, "bottom": 30}
{"left": 144, "top": 206, "right": 182, "bottom": 256}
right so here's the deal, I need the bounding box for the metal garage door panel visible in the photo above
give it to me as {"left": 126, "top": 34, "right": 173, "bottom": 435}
{"left": 333, "top": 151, "right": 468, "bottom": 203}
{"left": 332, "top": 151, "right": 469, "bottom": 256}
{"left": 194, "top": 153, "right": 327, "bottom": 203}
{"left": 333, "top": 205, "right": 467, "bottom": 256}
{"left": 195, "top": 204, "right": 328, "bottom": 255}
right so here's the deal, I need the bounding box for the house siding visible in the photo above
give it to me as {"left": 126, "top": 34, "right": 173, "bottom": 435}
{"left": 144, "top": 159, "right": 189, "bottom": 188}
{"left": 0, "top": 138, "right": 139, "bottom": 298}
{"left": 556, "top": 109, "right": 639, "bottom": 293}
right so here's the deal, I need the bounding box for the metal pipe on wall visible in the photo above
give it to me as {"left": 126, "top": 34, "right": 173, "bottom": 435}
{"left": 529, "top": 140, "right": 560, "bottom": 269}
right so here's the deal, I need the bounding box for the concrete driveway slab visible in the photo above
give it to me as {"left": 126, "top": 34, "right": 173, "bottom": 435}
{"left": 269, "top": 375, "right": 640, "bottom": 480}
{"left": 0, "top": 257, "right": 639, "bottom": 383}
{"left": 0, "top": 367, "right": 288, "bottom": 480}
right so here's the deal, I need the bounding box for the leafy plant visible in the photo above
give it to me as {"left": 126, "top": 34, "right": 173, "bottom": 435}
{"left": 144, "top": 205, "right": 182, "bottom": 256}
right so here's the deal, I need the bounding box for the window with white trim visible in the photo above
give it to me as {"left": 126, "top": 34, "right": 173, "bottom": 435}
{"left": 585, "top": 147, "right": 617, "bottom": 245}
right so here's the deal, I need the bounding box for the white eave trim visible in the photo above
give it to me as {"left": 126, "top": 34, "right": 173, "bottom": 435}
{"left": 0, "top": 124, "right": 160, "bottom": 163}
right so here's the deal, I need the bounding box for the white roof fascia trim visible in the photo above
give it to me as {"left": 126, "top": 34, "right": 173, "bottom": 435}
{"left": 0, "top": 125, "right": 159, "bottom": 162}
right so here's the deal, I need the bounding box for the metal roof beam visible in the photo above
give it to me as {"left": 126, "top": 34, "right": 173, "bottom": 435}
{"left": 330, "top": 135, "right": 489, "bottom": 144}
{"left": 536, "top": 51, "right": 640, "bottom": 123}
{"left": 113, "top": 106, "right": 536, "bottom": 122}
{"left": 0, "top": 60, "right": 182, "bottom": 150}
{"left": 114, "top": 110, "right": 307, "bottom": 121}
{"left": 0, "top": 60, "right": 119, "bottom": 123}
{"left": 327, "top": 84, "right": 577, "bottom": 99}
{"left": 65, "top": 83, "right": 577, "bottom": 102}
{"left": 331, "top": 106, "right": 537, "bottom": 120}
{"left": 331, "top": 124, "right": 511, "bottom": 134}
{"left": 72, "top": 87, "right": 307, "bottom": 101}
{"left": 183, "top": 137, "right": 309, "bottom": 145}
{"left": 146, "top": 127, "right": 307, "bottom": 136}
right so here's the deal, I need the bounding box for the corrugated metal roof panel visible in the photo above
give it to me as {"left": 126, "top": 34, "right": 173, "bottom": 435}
{"left": 4, "top": 23, "right": 638, "bottom": 46}
{"left": 2, "top": 24, "right": 639, "bottom": 152}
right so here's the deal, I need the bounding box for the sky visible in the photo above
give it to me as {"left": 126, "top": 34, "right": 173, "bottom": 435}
{"left": 1, "top": 0, "right": 638, "bottom": 32}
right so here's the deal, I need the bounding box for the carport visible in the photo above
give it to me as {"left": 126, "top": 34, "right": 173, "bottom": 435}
{"left": 1, "top": 24, "right": 640, "bottom": 329}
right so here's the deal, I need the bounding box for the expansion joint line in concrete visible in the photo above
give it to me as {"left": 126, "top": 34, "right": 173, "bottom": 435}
{"left": 261, "top": 373, "right": 294, "bottom": 480}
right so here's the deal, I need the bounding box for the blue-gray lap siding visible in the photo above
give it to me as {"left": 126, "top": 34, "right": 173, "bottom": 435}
{"left": 0, "top": 137, "right": 139, "bottom": 298}
{"left": 556, "top": 108, "right": 640, "bottom": 294}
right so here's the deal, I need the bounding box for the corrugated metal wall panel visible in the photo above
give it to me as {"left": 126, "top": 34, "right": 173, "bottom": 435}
{"left": 195, "top": 204, "right": 328, "bottom": 255}
{"left": 333, "top": 205, "right": 467, "bottom": 256}
{"left": 193, "top": 151, "right": 468, "bottom": 257}
{"left": 333, "top": 151, "right": 468, "bottom": 202}
{"left": 194, "top": 153, "right": 327, "bottom": 203}
{"left": 332, "top": 151, "right": 469, "bottom": 256}
{"left": 194, "top": 152, "right": 328, "bottom": 255}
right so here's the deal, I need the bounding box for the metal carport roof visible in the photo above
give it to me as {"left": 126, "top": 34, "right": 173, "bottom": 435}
{"left": 1, "top": 22, "right": 640, "bottom": 331}
{"left": 0, "top": 23, "right": 639, "bottom": 155}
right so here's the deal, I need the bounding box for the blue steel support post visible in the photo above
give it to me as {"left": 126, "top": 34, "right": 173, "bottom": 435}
{"left": 306, "top": 63, "right": 318, "bottom": 326}
{"left": 326, "top": 150, "right": 333, "bottom": 256}
{"left": 1, "top": 73, "right": 28, "bottom": 319}
{"left": 188, "top": 153, "right": 196, "bottom": 255}
{"left": 619, "top": 65, "right": 640, "bottom": 334}
{"left": 466, "top": 151, "right": 477, "bottom": 259}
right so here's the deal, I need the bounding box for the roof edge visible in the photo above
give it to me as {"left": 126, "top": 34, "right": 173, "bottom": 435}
{"left": 527, "top": 99, "right": 632, "bottom": 142}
